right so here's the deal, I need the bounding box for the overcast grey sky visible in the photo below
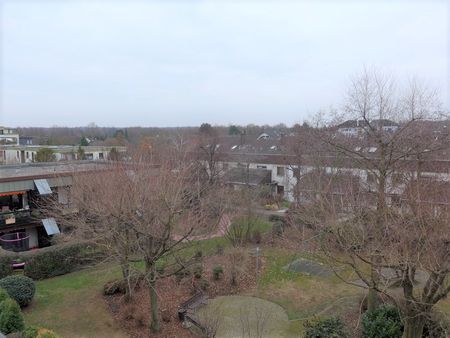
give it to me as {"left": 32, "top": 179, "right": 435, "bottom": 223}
{"left": 0, "top": 0, "right": 448, "bottom": 127}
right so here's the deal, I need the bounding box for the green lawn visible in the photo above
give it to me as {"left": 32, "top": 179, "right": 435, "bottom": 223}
{"left": 23, "top": 263, "right": 125, "bottom": 338}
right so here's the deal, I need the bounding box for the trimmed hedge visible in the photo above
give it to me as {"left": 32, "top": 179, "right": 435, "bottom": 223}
{"left": 21, "top": 242, "right": 102, "bottom": 280}
{"left": 0, "top": 251, "right": 14, "bottom": 279}
{"left": 0, "top": 298, "right": 25, "bottom": 334}
{"left": 0, "top": 275, "right": 35, "bottom": 307}
{"left": 0, "top": 242, "right": 102, "bottom": 281}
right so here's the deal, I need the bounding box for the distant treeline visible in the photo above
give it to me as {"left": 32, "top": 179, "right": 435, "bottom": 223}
{"left": 17, "top": 123, "right": 294, "bottom": 146}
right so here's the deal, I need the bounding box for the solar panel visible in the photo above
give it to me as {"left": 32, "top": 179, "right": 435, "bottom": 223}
{"left": 34, "top": 179, "right": 52, "bottom": 195}
{"left": 42, "top": 218, "right": 60, "bottom": 235}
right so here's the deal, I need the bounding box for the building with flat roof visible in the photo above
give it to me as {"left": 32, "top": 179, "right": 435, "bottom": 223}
{"left": 0, "top": 161, "right": 113, "bottom": 252}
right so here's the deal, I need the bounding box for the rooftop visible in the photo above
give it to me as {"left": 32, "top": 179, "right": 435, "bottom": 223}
{"left": 0, "top": 160, "right": 114, "bottom": 182}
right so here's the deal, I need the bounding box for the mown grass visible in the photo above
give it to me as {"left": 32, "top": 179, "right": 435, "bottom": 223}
{"left": 23, "top": 263, "right": 124, "bottom": 338}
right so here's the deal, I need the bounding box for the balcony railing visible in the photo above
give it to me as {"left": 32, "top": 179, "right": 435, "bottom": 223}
{"left": 0, "top": 209, "right": 33, "bottom": 227}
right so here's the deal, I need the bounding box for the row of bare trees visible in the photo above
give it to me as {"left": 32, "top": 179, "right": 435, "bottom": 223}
{"left": 288, "top": 69, "right": 449, "bottom": 338}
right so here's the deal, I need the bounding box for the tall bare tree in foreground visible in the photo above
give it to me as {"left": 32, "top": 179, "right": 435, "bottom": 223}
{"left": 290, "top": 70, "right": 449, "bottom": 337}
{"left": 51, "top": 153, "right": 226, "bottom": 334}
{"left": 309, "top": 69, "right": 446, "bottom": 311}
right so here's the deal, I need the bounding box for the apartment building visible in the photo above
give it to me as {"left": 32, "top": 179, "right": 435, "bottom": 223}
{"left": 0, "top": 126, "right": 127, "bottom": 165}
{"left": 0, "top": 161, "right": 113, "bottom": 252}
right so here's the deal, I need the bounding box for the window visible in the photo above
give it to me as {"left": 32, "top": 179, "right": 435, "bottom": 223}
{"left": 277, "top": 185, "right": 285, "bottom": 195}
{"left": 222, "top": 163, "right": 229, "bottom": 171}
{"left": 257, "top": 165, "right": 267, "bottom": 169}
{"left": 277, "top": 166, "right": 285, "bottom": 176}
{"left": 99, "top": 152, "right": 104, "bottom": 159}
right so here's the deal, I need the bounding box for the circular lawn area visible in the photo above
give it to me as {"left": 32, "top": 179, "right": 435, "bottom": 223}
{"left": 196, "top": 295, "right": 290, "bottom": 338}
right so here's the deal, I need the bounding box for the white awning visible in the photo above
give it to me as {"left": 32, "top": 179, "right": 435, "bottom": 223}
{"left": 34, "top": 179, "right": 52, "bottom": 195}
{"left": 42, "top": 218, "right": 60, "bottom": 235}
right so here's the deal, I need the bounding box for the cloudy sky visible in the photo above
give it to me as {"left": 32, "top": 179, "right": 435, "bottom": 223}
{"left": 0, "top": 0, "right": 448, "bottom": 127}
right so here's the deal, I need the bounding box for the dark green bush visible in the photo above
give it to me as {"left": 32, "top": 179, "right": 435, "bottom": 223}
{"left": 0, "top": 298, "right": 24, "bottom": 334}
{"left": 362, "top": 304, "right": 402, "bottom": 338}
{"left": 22, "top": 242, "right": 101, "bottom": 280}
{"left": 0, "top": 253, "right": 13, "bottom": 279}
{"left": 212, "top": 266, "right": 224, "bottom": 280}
{"left": 0, "top": 275, "right": 35, "bottom": 307}
{"left": 304, "top": 317, "right": 348, "bottom": 338}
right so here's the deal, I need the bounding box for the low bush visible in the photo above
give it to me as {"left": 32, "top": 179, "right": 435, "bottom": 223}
{"left": 362, "top": 304, "right": 402, "bottom": 338}
{"left": 22, "top": 242, "right": 102, "bottom": 280}
{"left": 212, "top": 266, "right": 224, "bottom": 280}
{"left": 103, "top": 271, "right": 144, "bottom": 296}
{"left": 199, "top": 279, "right": 209, "bottom": 291}
{"left": 22, "top": 326, "right": 39, "bottom": 338}
{"left": 0, "top": 287, "right": 10, "bottom": 303}
{"left": 175, "top": 268, "right": 191, "bottom": 283}
{"left": 0, "top": 298, "right": 25, "bottom": 334}
{"left": 0, "top": 275, "right": 35, "bottom": 307}
{"left": 304, "top": 317, "right": 348, "bottom": 338}
{"left": 0, "top": 253, "right": 14, "bottom": 279}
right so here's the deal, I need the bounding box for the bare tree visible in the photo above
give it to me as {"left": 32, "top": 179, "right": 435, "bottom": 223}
{"left": 304, "top": 69, "right": 447, "bottom": 311}
{"left": 48, "top": 153, "right": 225, "bottom": 334}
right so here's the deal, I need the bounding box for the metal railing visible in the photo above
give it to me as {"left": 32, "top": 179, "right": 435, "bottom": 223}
{"left": 0, "top": 209, "right": 33, "bottom": 227}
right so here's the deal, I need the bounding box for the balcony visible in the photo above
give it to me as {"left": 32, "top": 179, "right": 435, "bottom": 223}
{"left": 0, "top": 209, "right": 33, "bottom": 228}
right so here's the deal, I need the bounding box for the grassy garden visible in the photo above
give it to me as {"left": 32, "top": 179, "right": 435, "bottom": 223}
{"left": 10, "top": 216, "right": 450, "bottom": 337}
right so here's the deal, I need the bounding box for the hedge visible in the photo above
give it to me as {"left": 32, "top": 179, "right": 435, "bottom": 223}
{"left": 0, "top": 250, "right": 14, "bottom": 279}
{"left": 0, "top": 242, "right": 103, "bottom": 281}
{"left": 20, "top": 242, "right": 103, "bottom": 280}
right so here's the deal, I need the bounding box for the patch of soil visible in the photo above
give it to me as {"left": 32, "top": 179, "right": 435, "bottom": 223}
{"left": 105, "top": 249, "right": 263, "bottom": 337}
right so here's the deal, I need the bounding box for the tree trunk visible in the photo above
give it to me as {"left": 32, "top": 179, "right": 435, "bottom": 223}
{"left": 402, "top": 317, "right": 425, "bottom": 338}
{"left": 146, "top": 261, "right": 160, "bottom": 333}
{"left": 120, "top": 258, "right": 131, "bottom": 302}
{"left": 367, "top": 286, "right": 377, "bottom": 312}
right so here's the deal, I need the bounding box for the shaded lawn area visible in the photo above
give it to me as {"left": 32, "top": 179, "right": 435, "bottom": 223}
{"left": 252, "top": 248, "right": 365, "bottom": 335}
{"left": 253, "top": 248, "right": 450, "bottom": 336}
{"left": 23, "top": 263, "right": 125, "bottom": 338}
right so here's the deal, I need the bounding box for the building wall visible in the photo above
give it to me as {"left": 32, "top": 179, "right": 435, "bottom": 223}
{"left": 25, "top": 227, "right": 39, "bottom": 249}
{"left": 0, "top": 146, "right": 124, "bottom": 164}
